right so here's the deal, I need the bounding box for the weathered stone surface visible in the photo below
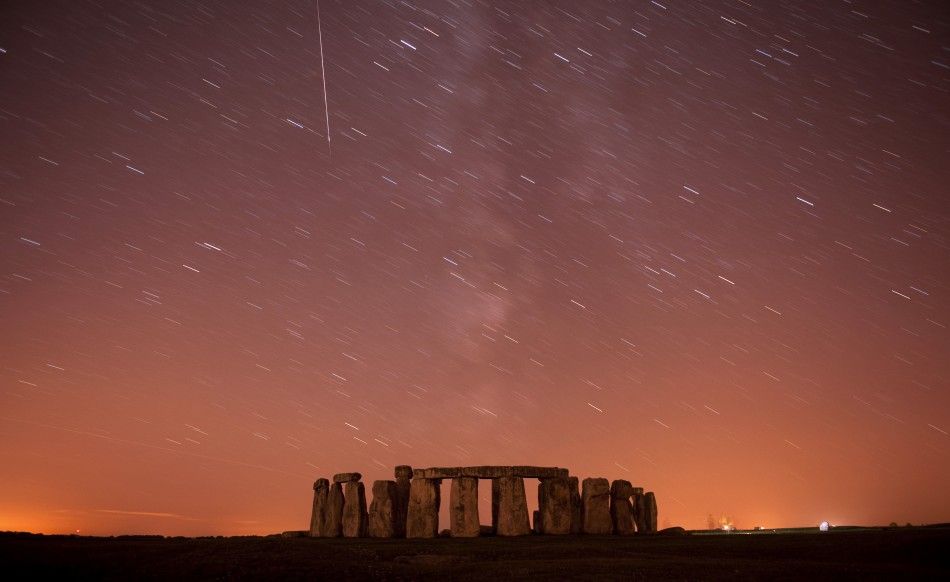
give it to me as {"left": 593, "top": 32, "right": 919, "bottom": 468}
{"left": 610, "top": 479, "right": 636, "bottom": 536}
{"left": 368, "top": 480, "right": 397, "bottom": 538}
{"left": 611, "top": 479, "right": 634, "bottom": 499}
{"left": 569, "top": 476, "right": 582, "bottom": 534}
{"left": 342, "top": 481, "right": 368, "bottom": 537}
{"left": 492, "top": 476, "right": 530, "bottom": 536}
{"left": 632, "top": 491, "right": 657, "bottom": 533}
{"left": 412, "top": 467, "right": 460, "bottom": 479}
{"left": 581, "top": 477, "right": 612, "bottom": 534}
{"left": 413, "top": 466, "right": 569, "bottom": 480}
{"left": 533, "top": 510, "right": 542, "bottom": 534}
{"left": 406, "top": 478, "right": 441, "bottom": 538}
{"left": 449, "top": 477, "right": 479, "bottom": 537}
{"left": 633, "top": 492, "right": 646, "bottom": 533}
{"left": 506, "top": 465, "right": 569, "bottom": 479}
{"left": 323, "top": 482, "right": 344, "bottom": 537}
{"left": 333, "top": 472, "right": 362, "bottom": 483}
{"left": 632, "top": 486, "right": 644, "bottom": 496}
{"left": 538, "top": 477, "right": 572, "bottom": 535}
{"left": 309, "top": 478, "right": 329, "bottom": 537}
{"left": 643, "top": 491, "right": 658, "bottom": 534}
{"left": 394, "top": 468, "right": 412, "bottom": 538}
{"left": 490, "top": 480, "right": 499, "bottom": 533}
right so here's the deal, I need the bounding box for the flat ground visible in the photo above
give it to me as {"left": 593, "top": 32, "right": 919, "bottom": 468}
{"left": 2, "top": 526, "right": 948, "bottom": 580}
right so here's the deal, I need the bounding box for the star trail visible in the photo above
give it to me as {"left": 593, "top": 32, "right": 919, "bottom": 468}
{"left": 1, "top": 0, "right": 948, "bottom": 535}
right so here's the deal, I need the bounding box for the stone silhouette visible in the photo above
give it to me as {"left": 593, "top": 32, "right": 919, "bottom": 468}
{"left": 569, "top": 476, "right": 582, "bottom": 534}
{"left": 643, "top": 491, "right": 658, "bottom": 534}
{"left": 324, "top": 481, "right": 344, "bottom": 537}
{"left": 394, "top": 465, "right": 412, "bottom": 538}
{"left": 449, "top": 477, "right": 480, "bottom": 537}
{"left": 632, "top": 490, "right": 645, "bottom": 532}
{"left": 368, "top": 480, "right": 398, "bottom": 538}
{"left": 538, "top": 477, "right": 572, "bottom": 534}
{"left": 406, "top": 478, "right": 441, "bottom": 538}
{"left": 492, "top": 476, "right": 531, "bottom": 536}
{"left": 333, "top": 472, "right": 362, "bottom": 483}
{"left": 308, "top": 466, "right": 657, "bottom": 539}
{"left": 309, "top": 478, "right": 329, "bottom": 537}
{"left": 342, "top": 481, "right": 368, "bottom": 537}
{"left": 632, "top": 490, "right": 652, "bottom": 533}
{"left": 610, "top": 479, "right": 636, "bottom": 535}
{"left": 414, "top": 466, "right": 568, "bottom": 479}
{"left": 581, "top": 477, "right": 612, "bottom": 534}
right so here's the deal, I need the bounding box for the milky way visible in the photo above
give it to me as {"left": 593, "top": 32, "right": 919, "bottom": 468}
{"left": 1, "top": 0, "right": 948, "bottom": 535}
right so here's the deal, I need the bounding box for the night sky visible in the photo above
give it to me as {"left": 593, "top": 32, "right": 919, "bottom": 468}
{"left": 1, "top": 0, "right": 948, "bottom": 536}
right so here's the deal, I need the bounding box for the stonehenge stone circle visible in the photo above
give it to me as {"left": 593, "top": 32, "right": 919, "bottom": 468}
{"left": 309, "top": 465, "right": 658, "bottom": 539}
{"left": 581, "top": 477, "right": 613, "bottom": 534}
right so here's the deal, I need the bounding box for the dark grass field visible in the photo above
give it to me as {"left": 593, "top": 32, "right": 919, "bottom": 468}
{"left": 2, "top": 526, "right": 948, "bottom": 580}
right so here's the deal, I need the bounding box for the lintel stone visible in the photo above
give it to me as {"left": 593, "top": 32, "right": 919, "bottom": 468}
{"left": 413, "top": 465, "right": 568, "bottom": 480}
{"left": 333, "top": 472, "right": 362, "bottom": 483}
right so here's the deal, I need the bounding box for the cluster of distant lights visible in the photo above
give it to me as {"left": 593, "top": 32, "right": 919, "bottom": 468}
{"left": 718, "top": 521, "right": 831, "bottom": 532}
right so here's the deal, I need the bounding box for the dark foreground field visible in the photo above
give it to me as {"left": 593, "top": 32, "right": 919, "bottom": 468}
{"left": 2, "top": 526, "right": 948, "bottom": 580}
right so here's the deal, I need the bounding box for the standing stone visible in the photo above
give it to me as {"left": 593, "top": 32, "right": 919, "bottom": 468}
{"left": 633, "top": 492, "right": 646, "bottom": 533}
{"left": 449, "top": 477, "right": 480, "bottom": 537}
{"left": 368, "top": 480, "right": 398, "bottom": 538}
{"left": 394, "top": 465, "right": 412, "bottom": 538}
{"left": 309, "top": 478, "right": 329, "bottom": 537}
{"left": 406, "top": 478, "right": 441, "bottom": 538}
{"left": 610, "top": 479, "right": 636, "bottom": 536}
{"left": 491, "top": 479, "right": 499, "bottom": 533}
{"left": 581, "top": 477, "right": 612, "bottom": 534}
{"left": 533, "top": 510, "right": 542, "bottom": 534}
{"left": 643, "top": 491, "right": 658, "bottom": 534}
{"left": 342, "top": 481, "right": 368, "bottom": 537}
{"left": 569, "top": 476, "right": 582, "bottom": 534}
{"left": 492, "top": 476, "right": 530, "bottom": 536}
{"left": 538, "top": 477, "right": 572, "bottom": 535}
{"left": 323, "top": 481, "right": 344, "bottom": 537}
